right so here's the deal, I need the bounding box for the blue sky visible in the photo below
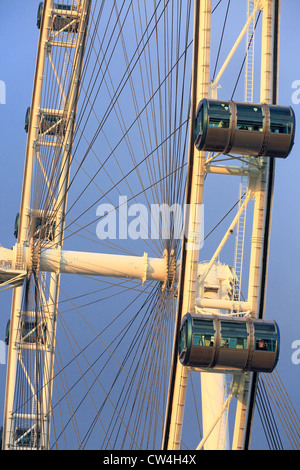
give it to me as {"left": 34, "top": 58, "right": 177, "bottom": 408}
{"left": 0, "top": 0, "right": 299, "bottom": 450}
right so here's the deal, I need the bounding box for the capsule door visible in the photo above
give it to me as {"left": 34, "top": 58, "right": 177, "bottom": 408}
{"left": 264, "top": 105, "right": 295, "bottom": 158}
{"left": 250, "top": 321, "right": 279, "bottom": 372}
{"left": 179, "top": 314, "right": 216, "bottom": 368}
{"left": 216, "top": 319, "right": 250, "bottom": 371}
{"left": 37, "top": 2, "right": 79, "bottom": 33}
{"left": 189, "top": 315, "right": 216, "bottom": 368}
{"left": 195, "top": 100, "right": 232, "bottom": 153}
{"left": 231, "top": 103, "right": 265, "bottom": 156}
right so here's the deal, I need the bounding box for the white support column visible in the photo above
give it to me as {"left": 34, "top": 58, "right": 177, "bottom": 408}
{"left": 39, "top": 1, "right": 92, "bottom": 449}
{"left": 248, "top": 0, "right": 274, "bottom": 317}
{"left": 232, "top": 0, "right": 277, "bottom": 450}
{"left": 2, "top": 0, "right": 92, "bottom": 450}
{"left": 162, "top": 0, "right": 212, "bottom": 450}
{"left": 2, "top": 0, "right": 53, "bottom": 450}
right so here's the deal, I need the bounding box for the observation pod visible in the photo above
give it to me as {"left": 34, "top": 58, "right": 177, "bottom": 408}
{"left": 4, "top": 319, "right": 47, "bottom": 346}
{"left": 194, "top": 99, "right": 295, "bottom": 158}
{"left": 37, "top": 2, "right": 79, "bottom": 32}
{"left": 24, "top": 106, "right": 66, "bottom": 137}
{"left": 24, "top": 107, "right": 30, "bottom": 133}
{"left": 5, "top": 320, "right": 10, "bottom": 345}
{"left": 178, "top": 313, "right": 280, "bottom": 373}
{"left": 14, "top": 212, "right": 19, "bottom": 238}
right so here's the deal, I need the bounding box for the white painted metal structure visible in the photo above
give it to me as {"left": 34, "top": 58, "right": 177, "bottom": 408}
{"left": 162, "top": 0, "right": 280, "bottom": 451}
{"left": 0, "top": 0, "right": 286, "bottom": 450}
{"left": 2, "top": 0, "right": 92, "bottom": 449}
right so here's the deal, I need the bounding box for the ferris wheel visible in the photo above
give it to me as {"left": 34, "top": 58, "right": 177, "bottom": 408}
{"left": 0, "top": 0, "right": 298, "bottom": 450}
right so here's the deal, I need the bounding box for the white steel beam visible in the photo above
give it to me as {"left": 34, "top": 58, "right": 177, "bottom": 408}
{"left": 195, "top": 298, "right": 251, "bottom": 312}
{"left": 205, "top": 164, "right": 260, "bottom": 177}
{"left": 41, "top": 249, "right": 168, "bottom": 283}
{"left": 0, "top": 244, "right": 169, "bottom": 284}
{"left": 39, "top": 1, "right": 92, "bottom": 450}
{"left": 196, "top": 392, "right": 234, "bottom": 450}
{"left": 2, "top": 0, "right": 92, "bottom": 450}
{"left": 2, "top": 0, "right": 54, "bottom": 450}
{"left": 232, "top": 0, "right": 278, "bottom": 450}
{"left": 162, "top": 0, "right": 212, "bottom": 450}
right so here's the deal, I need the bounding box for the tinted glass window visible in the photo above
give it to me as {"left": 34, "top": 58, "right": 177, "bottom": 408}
{"left": 270, "top": 107, "right": 292, "bottom": 134}
{"left": 208, "top": 101, "right": 230, "bottom": 128}
{"left": 179, "top": 321, "right": 188, "bottom": 354}
{"left": 195, "top": 106, "right": 204, "bottom": 140}
{"left": 254, "top": 323, "right": 277, "bottom": 352}
{"left": 236, "top": 104, "right": 263, "bottom": 131}
{"left": 220, "top": 320, "right": 248, "bottom": 349}
{"left": 193, "top": 318, "right": 215, "bottom": 347}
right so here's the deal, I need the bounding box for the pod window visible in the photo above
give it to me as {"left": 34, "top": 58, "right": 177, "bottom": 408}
{"left": 236, "top": 104, "right": 263, "bottom": 132}
{"left": 270, "top": 107, "right": 292, "bottom": 134}
{"left": 192, "top": 318, "right": 215, "bottom": 347}
{"left": 254, "top": 323, "right": 277, "bottom": 352}
{"left": 220, "top": 320, "right": 248, "bottom": 349}
{"left": 208, "top": 101, "right": 230, "bottom": 129}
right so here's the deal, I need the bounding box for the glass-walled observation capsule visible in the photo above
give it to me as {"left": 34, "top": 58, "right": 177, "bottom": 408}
{"left": 14, "top": 212, "right": 20, "bottom": 239}
{"left": 24, "top": 107, "right": 30, "bottom": 133}
{"left": 25, "top": 107, "right": 66, "bottom": 137}
{"left": 5, "top": 319, "right": 10, "bottom": 345}
{"left": 194, "top": 99, "right": 295, "bottom": 158}
{"left": 37, "top": 2, "right": 79, "bottom": 33}
{"left": 178, "top": 313, "right": 280, "bottom": 373}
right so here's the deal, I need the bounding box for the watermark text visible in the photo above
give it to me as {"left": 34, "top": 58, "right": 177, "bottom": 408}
{"left": 96, "top": 196, "right": 204, "bottom": 250}
{"left": 291, "top": 340, "right": 300, "bottom": 365}
{"left": 0, "top": 80, "right": 6, "bottom": 104}
{"left": 0, "top": 340, "right": 6, "bottom": 365}
{"left": 291, "top": 80, "right": 300, "bottom": 105}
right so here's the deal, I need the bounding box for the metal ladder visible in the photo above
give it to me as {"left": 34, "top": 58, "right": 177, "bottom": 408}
{"left": 233, "top": 178, "right": 248, "bottom": 307}
{"left": 245, "top": 0, "right": 256, "bottom": 104}
{"left": 233, "top": 0, "right": 256, "bottom": 308}
{"left": 221, "top": 2, "right": 256, "bottom": 449}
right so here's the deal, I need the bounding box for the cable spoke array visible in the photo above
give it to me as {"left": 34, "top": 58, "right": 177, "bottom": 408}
{"left": 9, "top": 0, "right": 194, "bottom": 450}
{"left": 258, "top": 372, "right": 300, "bottom": 450}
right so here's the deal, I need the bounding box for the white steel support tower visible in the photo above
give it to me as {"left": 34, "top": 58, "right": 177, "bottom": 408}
{"left": 162, "top": 0, "right": 212, "bottom": 450}
{"left": 162, "top": 0, "right": 281, "bottom": 451}
{"left": 233, "top": 0, "right": 280, "bottom": 449}
{"left": 2, "top": 0, "right": 92, "bottom": 450}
